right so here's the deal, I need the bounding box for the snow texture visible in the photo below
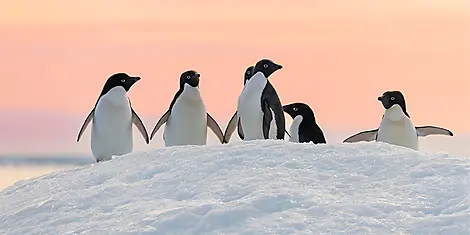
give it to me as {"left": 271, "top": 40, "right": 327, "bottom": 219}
{"left": 0, "top": 141, "right": 469, "bottom": 235}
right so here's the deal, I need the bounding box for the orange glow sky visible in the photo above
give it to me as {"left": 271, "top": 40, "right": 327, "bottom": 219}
{"left": 0, "top": 1, "right": 469, "bottom": 155}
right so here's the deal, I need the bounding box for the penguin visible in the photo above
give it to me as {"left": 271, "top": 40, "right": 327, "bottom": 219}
{"left": 283, "top": 102, "right": 327, "bottom": 144}
{"left": 223, "top": 66, "right": 254, "bottom": 143}
{"left": 243, "top": 65, "right": 255, "bottom": 85}
{"left": 149, "top": 70, "right": 225, "bottom": 147}
{"left": 343, "top": 90, "right": 453, "bottom": 150}
{"left": 236, "top": 58, "right": 286, "bottom": 140}
{"left": 76, "top": 73, "right": 149, "bottom": 163}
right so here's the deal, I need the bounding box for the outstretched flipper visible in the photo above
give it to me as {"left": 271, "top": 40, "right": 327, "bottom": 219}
{"left": 150, "top": 110, "right": 170, "bottom": 140}
{"left": 131, "top": 108, "right": 150, "bottom": 144}
{"left": 416, "top": 126, "right": 454, "bottom": 137}
{"left": 343, "top": 129, "right": 378, "bottom": 143}
{"left": 207, "top": 113, "right": 225, "bottom": 144}
{"left": 77, "top": 109, "right": 94, "bottom": 142}
{"left": 223, "top": 111, "right": 239, "bottom": 143}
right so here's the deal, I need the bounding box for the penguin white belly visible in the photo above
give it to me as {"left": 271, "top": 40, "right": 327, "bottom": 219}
{"left": 377, "top": 105, "right": 418, "bottom": 150}
{"left": 237, "top": 73, "right": 267, "bottom": 140}
{"left": 288, "top": 115, "right": 303, "bottom": 143}
{"left": 91, "top": 87, "right": 133, "bottom": 161}
{"left": 163, "top": 87, "right": 207, "bottom": 147}
{"left": 237, "top": 73, "right": 277, "bottom": 140}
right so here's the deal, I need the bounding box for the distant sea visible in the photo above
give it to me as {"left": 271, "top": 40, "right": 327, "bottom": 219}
{"left": 0, "top": 154, "right": 94, "bottom": 191}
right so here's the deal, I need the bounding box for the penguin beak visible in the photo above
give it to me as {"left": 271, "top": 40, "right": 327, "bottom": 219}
{"left": 277, "top": 64, "right": 283, "bottom": 69}
{"left": 378, "top": 96, "right": 391, "bottom": 109}
{"left": 126, "top": 77, "right": 140, "bottom": 87}
{"left": 189, "top": 75, "right": 200, "bottom": 87}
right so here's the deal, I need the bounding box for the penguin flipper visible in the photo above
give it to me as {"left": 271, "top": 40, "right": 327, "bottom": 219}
{"left": 150, "top": 110, "right": 170, "bottom": 140}
{"left": 223, "top": 111, "right": 238, "bottom": 143}
{"left": 131, "top": 108, "right": 150, "bottom": 144}
{"left": 317, "top": 128, "right": 327, "bottom": 144}
{"left": 237, "top": 117, "right": 245, "bottom": 140}
{"left": 262, "top": 82, "right": 285, "bottom": 139}
{"left": 285, "top": 130, "right": 291, "bottom": 138}
{"left": 416, "top": 126, "right": 454, "bottom": 137}
{"left": 262, "top": 100, "right": 273, "bottom": 139}
{"left": 343, "top": 129, "right": 378, "bottom": 143}
{"left": 77, "top": 109, "right": 94, "bottom": 142}
{"left": 207, "top": 113, "right": 224, "bottom": 144}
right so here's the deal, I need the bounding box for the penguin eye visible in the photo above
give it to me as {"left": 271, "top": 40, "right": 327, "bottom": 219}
{"left": 263, "top": 64, "right": 268, "bottom": 68}
{"left": 293, "top": 107, "right": 298, "bottom": 111}
{"left": 186, "top": 75, "right": 191, "bottom": 79}
{"left": 120, "top": 79, "right": 126, "bottom": 83}
{"left": 390, "top": 97, "right": 395, "bottom": 101}
{"left": 247, "top": 71, "right": 250, "bottom": 74}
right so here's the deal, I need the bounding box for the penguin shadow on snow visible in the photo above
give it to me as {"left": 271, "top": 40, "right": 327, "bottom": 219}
{"left": 76, "top": 73, "right": 150, "bottom": 163}
{"left": 343, "top": 90, "right": 454, "bottom": 150}
{"left": 224, "top": 59, "right": 291, "bottom": 143}
{"left": 149, "top": 70, "right": 225, "bottom": 147}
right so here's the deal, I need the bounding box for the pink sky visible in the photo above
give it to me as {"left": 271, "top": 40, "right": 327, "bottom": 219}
{"left": 0, "top": 1, "right": 469, "bottom": 155}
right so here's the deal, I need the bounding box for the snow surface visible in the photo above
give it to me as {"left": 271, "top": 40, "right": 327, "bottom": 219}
{"left": 0, "top": 141, "right": 469, "bottom": 235}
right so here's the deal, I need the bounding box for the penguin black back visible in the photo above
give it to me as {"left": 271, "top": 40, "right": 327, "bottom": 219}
{"left": 378, "top": 90, "right": 410, "bottom": 118}
{"left": 256, "top": 59, "right": 285, "bottom": 140}
{"left": 283, "top": 102, "right": 326, "bottom": 144}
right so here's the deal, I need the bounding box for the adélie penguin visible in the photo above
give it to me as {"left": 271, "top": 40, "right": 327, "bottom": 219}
{"left": 343, "top": 90, "right": 453, "bottom": 150}
{"left": 76, "top": 73, "right": 149, "bottom": 163}
{"left": 149, "top": 70, "right": 225, "bottom": 147}
{"left": 283, "top": 102, "right": 327, "bottom": 144}
{"left": 243, "top": 65, "right": 255, "bottom": 85}
{"left": 225, "top": 65, "right": 288, "bottom": 143}
{"left": 223, "top": 65, "right": 254, "bottom": 143}
{"left": 236, "top": 58, "right": 287, "bottom": 140}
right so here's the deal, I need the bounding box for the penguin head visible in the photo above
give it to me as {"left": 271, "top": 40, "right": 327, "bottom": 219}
{"left": 180, "top": 70, "right": 200, "bottom": 88}
{"left": 100, "top": 73, "right": 141, "bottom": 96}
{"left": 283, "top": 102, "right": 316, "bottom": 123}
{"left": 378, "top": 90, "right": 409, "bottom": 117}
{"left": 253, "top": 59, "right": 283, "bottom": 78}
{"left": 243, "top": 66, "right": 255, "bottom": 85}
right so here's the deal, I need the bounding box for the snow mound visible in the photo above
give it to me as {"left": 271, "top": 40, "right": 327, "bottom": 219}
{"left": 0, "top": 141, "right": 469, "bottom": 235}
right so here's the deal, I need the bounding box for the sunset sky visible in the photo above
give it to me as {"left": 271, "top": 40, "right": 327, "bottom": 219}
{"left": 1, "top": 1, "right": 469, "bottom": 156}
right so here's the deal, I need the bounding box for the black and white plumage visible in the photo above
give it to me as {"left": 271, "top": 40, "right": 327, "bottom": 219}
{"left": 223, "top": 66, "right": 254, "bottom": 143}
{"left": 343, "top": 90, "right": 453, "bottom": 150}
{"left": 149, "top": 70, "right": 224, "bottom": 147}
{"left": 283, "top": 102, "right": 326, "bottom": 144}
{"left": 76, "top": 73, "right": 149, "bottom": 163}
{"left": 236, "top": 59, "right": 286, "bottom": 141}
